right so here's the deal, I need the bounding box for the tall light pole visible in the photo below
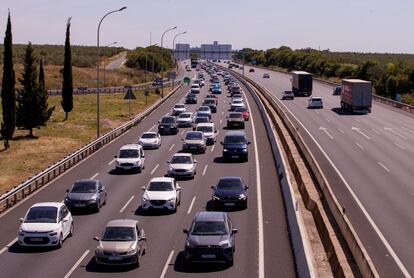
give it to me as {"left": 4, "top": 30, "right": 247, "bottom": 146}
{"left": 103, "top": 41, "right": 117, "bottom": 87}
{"left": 96, "top": 6, "right": 126, "bottom": 138}
{"left": 145, "top": 43, "right": 158, "bottom": 84}
{"left": 161, "top": 26, "right": 177, "bottom": 98}
{"left": 172, "top": 31, "right": 187, "bottom": 64}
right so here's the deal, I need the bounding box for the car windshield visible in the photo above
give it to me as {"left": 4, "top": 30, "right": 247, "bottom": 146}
{"left": 102, "top": 227, "right": 136, "bottom": 241}
{"left": 235, "top": 107, "right": 247, "bottom": 112}
{"left": 119, "top": 149, "right": 138, "bottom": 158}
{"left": 161, "top": 117, "right": 175, "bottom": 123}
{"left": 195, "top": 117, "right": 209, "bottom": 123}
{"left": 25, "top": 206, "right": 58, "bottom": 223}
{"left": 204, "top": 100, "right": 215, "bottom": 105}
{"left": 233, "top": 100, "right": 243, "bottom": 104}
{"left": 175, "top": 104, "right": 185, "bottom": 109}
{"left": 186, "top": 94, "right": 195, "bottom": 98}
{"left": 199, "top": 107, "right": 209, "bottom": 112}
{"left": 141, "top": 133, "right": 156, "bottom": 139}
{"left": 191, "top": 220, "right": 228, "bottom": 236}
{"left": 186, "top": 132, "right": 202, "bottom": 140}
{"left": 179, "top": 113, "right": 191, "bottom": 119}
{"left": 224, "top": 135, "right": 246, "bottom": 144}
{"left": 171, "top": 156, "right": 192, "bottom": 164}
{"left": 197, "top": 126, "right": 213, "bottom": 133}
{"left": 71, "top": 181, "right": 97, "bottom": 193}
{"left": 148, "top": 181, "right": 173, "bottom": 191}
{"left": 217, "top": 179, "right": 243, "bottom": 190}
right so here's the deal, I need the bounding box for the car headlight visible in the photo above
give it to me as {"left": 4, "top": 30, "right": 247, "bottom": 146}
{"left": 64, "top": 197, "right": 71, "bottom": 202}
{"left": 167, "top": 197, "right": 175, "bottom": 202}
{"left": 212, "top": 196, "right": 220, "bottom": 200}
{"left": 127, "top": 248, "right": 137, "bottom": 255}
{"left": 223, "top": 149, "right": 229, "bottom": 152}
{"left": 242, "top": 148, "right": 248, "bottom": 152}
{"left": 239, "top": 194, "right": 247, "bottom": 200}
{"left": 186, "top": 240, "right": 196, "bottom": 248}
{"left": 49, "top": 231, "right": 59, "bottom": 236}
{"left": 95, "top": 247, "right": 104, "bottom": 255}
{"left": 219, "top": 240, "right": 231, "bottom": 248}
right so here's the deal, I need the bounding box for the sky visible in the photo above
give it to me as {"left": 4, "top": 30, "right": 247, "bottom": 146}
{"left": 0, "top": 0, "right": 413, "bottom": 53}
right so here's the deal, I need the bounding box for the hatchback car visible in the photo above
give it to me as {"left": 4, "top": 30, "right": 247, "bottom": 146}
{"left": 211, "top": 177, "right": 248, "bottom": 209}
{"left": 192, "top": 116, "right": 211, "bottom": 130}
{"left": 191, "top": 83, "right": 201, "bottom": 94}
{"left": 226, "top": 112, "right": 245, "bottom": 129}
{"left": 115, "top": 144, "right": 145, "bottom": 172}
{"left": 230, "top": 99, "right": 245, "bottom": 111}
{"left": 197, "top": 106, "right": 212, "bottom": 120}
{"left": 263, "top": 73, "right": 270, "bottom": 78}
{"left": 221, "top": 131, "right": 250, "bottom": 161}
{"left": 234, "top": 107, "right": 250, "bottom": 121}
{"left": 94, "top": 219, "right": 146, "bottom": 266}
{"left": 308, "top": 97, "right": 323, "bottom": 109}
{"left": 196, "top": 123, "right": 217, "bottom": 145}
{"left": 172, "top": 103, "right": 187, "bottom": 116}
{"left": 183, "top": 211, "right": 237, "bottom": 265}
{"left": 167, "top": 153, "right": 197, "bottom": 178}
{"left": 182, "top": 131, "right": 206, "bottom": 153}
{"left": 202, "top": 99, "right": 218, "bottom": 113}
{"left": 177, "top": 112, "right": 194, "bottom": 127}
{"left": 211, "top": 86, "right": 222, "bottom": 94}
{"left": 18, "top": 202, "right": 73, "bottom": 248}
{"left": 141, "top": 177, "right": 181, "bottom": 211}
{"left": 64, "top": 179, "right": 107, "bottom": 212}
{"left": 158, "top": 116, "right": 179, "bottom": 135}
{"left": 138, "top": 132, "right": 161, "bottom": 149}
{"left": 185, "top": 93, "right": 198, "bottom": 104}
{"left": 281, "top": 91, "right": 294, "bottom": 100}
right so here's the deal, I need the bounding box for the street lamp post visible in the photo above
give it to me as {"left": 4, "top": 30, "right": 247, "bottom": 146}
{"left": 161, "top": 26, "right": 177, "bottom": 98}
{"left": 96, "top": 7, "right": 126, "bottom": 138}
{"left": 145, "top": 43, "right": 158, "bottom": 84}
{"left": 172, "top": 31, "right": 187, "bottom": 66}
{"left": 103, "top": 41, "right": 117, "bottom": 87}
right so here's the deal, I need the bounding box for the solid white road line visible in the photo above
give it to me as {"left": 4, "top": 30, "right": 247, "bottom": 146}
{"left": 181, "top": 130, "right": 185, "bottom": 135}
{"left": 220, "top": 119, "right": 223, "bottom": 125}
{"left": 202, "top": 165, "right": 208, "bottom": 176}
{"left": 187, "top": 197, "right": 196, "bottom": 214}
{"left": 211, "top": 145, "right": 215, "bottom": 152}
{"left": 394, "top": 142, "right": 406, "bottom": 150}
{"left": 401, "top": 126, "right": 414, "bottom": 135}
{"left": 0, "top": 237, "right": 17, "bottom": 256}
{"left": 120, "top": 196, "right": 135, "bottom": 213}
{"left": 168, "top": 144, "right": 175, "bottom": 152}
{"left": 356, "top": 143, "right": 364, "bottom": 150}
{"left": 63, "top": 250, "right": 90, "bottom": 278}
{"left": 90, "top": 173, "right": 99, "bottom": 179}
{"left": 262, "top": 86, "right": 410, "bottom": 276}
{"left": 378, "top": 162, "right": 391, "bottom": 173}
{"left": 160, "top": 250, "right": 175, "bottom": 278}
{"left": 107, "top": 158, "right": 116, "bottom": 165}
{"left": 147, "top": 125, "right": 156, "bottom": 132}
{"left": 150, "top": 164, "right": 159, "bottom": 175}
{"left": 221, "top": 111, "right": 224, "bottom": 115}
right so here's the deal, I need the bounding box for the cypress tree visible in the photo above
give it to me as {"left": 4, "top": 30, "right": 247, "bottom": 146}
{"left": 16, "top": 42, "right": 39, "bottom": 137}
{"left": 1, "top": 12, "right": 16, "bottom": 149}
{"left": 61, "top": 17, "right": 73, "bottom": 120}
{"left": 38, "top": 58, "right": 54, "bottom": 124}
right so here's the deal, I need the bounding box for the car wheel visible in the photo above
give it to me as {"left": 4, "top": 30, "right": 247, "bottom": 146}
{"left": 57, "top": 234, "right": 63, "bottom": 249}
{"left": 95, "top": 202, "right": 100, "bottom": 212}
{"left": 226, "top": 258, "right": 234, "bottom": 267}
{"left": 103, "top": 194, "right": 107, "bottom": 205}
{"left": 69, "top": 223, "right": 74, "bottom": 237}
{"left": 135, "top": 256, "right": 140, "bottom": 268}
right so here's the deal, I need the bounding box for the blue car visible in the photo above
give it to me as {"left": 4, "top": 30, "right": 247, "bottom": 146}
{"left": 212, "top": 85, "right": 222, "bottom": 94}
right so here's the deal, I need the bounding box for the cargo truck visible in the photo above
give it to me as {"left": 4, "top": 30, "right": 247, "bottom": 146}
{"left": 191, "top": 58, "right": 199, "bottom": 68}
{"left": 341, "top": 79, "right": 372, "bottom": 113}
{"left": 292, "top": 71, "right": 313, "bottom": 96}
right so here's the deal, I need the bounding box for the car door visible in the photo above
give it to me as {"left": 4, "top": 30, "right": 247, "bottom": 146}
{"left": 60, "top": 205, "right": 70, "bottom": 237}
{"left": 227, "top": 216, "right": 235, "bottom": 248}
{"left": 136, "top": 225, "right": 146, "bottom": 255}
{"left": 174, "top": 180, "right": 181, "bottom": 202}
{"left": 140, "top": 147, "right": 145, "bottom": 167}
{"left": 98, "top": 182, "right": 104, "bottom": 207}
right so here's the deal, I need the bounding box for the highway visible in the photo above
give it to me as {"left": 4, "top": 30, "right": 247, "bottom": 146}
{"left": 228, "top": 63, "right": 414, "bottom": 276}
{"left": 0, "top": 63, "right": 295, "bottom": 278}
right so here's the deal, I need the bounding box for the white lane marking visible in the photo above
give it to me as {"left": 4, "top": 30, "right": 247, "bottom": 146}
{"left": 263, "top": 86, "right": 410, "bottom": 276}
{"left": 211, "top": 144, "right": 215, "bottom": 152}
{"left": 147, "top": 125, "right": 156, "bottom": 132}
{"left": 401, "top": 126, "right": 414, "bottom": 135}
{"left": 150, "top": 164, "right": 159, "bottom": 175}
{"left": 223, "top": 100, "right": 226, "bottom": 104}
{"left": 384, "top": 127, "right": 408, "bottom": 140}
{"left": 352, "top": 127, "right": 371, "bottom": 140}
{"left": 325, "top": 118, "right": 331, "bottom": 122}
{"left": 187, "top": 197, "right": 196, "bottom": 214}
{"left": 63, "top": 250, "right": 90, "bottom": 278}
{"left": 180, "top": 130, "right": 185, "bottom": 135}
{"left": 108, "top": 158, "right": 115, "bottom": 165}
{"left": 221, "top": 111, "right": 224, "bottom": 115}
{"left": 164, "top": 112, "right": 169, "bottom": 116}
{"left": 355, "top": 143, "right": 364, "bottom": 150}
{"left": 0, "top": 237, "right": 17, "bottom": 256}
{"left": 220, "top": 119, "right": 223, "bottom": 124}
{"left": 378, "top": 162, "right": 391, "bottom": 173}
{"left": 338, "top": 128, "right": 345, "bottom": 134}
{"left": 120, "top": 196, "right": 135, "bottom": 213}
{"left": 372, "top": 128, "right": 380, "bottom": 134}
{"left": 243, "top": 89, "right": 265, "bottom": 278}
{"left": 319, "top": 127, "right": 334, "bottom": 140}
{"left": 202, "top": 165, "right": 208, "bottom": 176}
{"left": 90, "top": 173, "right": 99, "bottom": 179}
{"left": 168, "top": 144, "right": 175, "bottom": 151}
{"left": 394, "top": 142, "right": 406, "bottom": 150}
{"left": 216, "top": 130, "right": 220, "bottom": 136}
{"left": 160, "top": 250, "right": 175, "bottom": 278}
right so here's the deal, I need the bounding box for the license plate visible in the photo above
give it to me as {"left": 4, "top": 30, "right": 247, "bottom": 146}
{"left": 108, "top": 256, "right": 122, "bottom": 261}
{"left": 231, "top": 155, "right": 239, "bottom": 158}
{"left": 30, "top": 238, "right": 43, "bottom": 242}
{"left": 74, "top": 204, "right": 85, "bottom": 207}
{"left": 201, "top": 254, "right": 216, "bottom": 259}
{"left": 224, "top": 202, "right": 235, "bottom": 206}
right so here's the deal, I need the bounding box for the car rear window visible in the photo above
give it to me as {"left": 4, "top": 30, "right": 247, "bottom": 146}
{"left": 224, "top": 135, "right": 246, "bottom": 144}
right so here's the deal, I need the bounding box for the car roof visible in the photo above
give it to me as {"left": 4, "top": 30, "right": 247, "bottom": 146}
{"left": 311, "top": 97, "right": 322, "bottom": 100}
{"left": 194, "top": 211, "right": 227, "bottom": 222}
{"left": 197, "top": 123, "right": 214, "bottom": 127}
{"left": 174, "top": 103, "right": 185, "bottom": 106}
{"left": 229, "top": 112, "right": 242, "bottom": 116}
{"left": 31, "top": 202, "right": 63, "bottom": 209}
{"left": 186, "top": 131, "right": 203, "bottom": 135}
{"left": 224, "top": 131, "right": 247, "bottom": 137}
{"left": 120, "top": 144, "right": 141, "bottom": 150}
{"left": 141, "top": 131, "right": 157, "bottom": 135}
{"left": 150, "top": 177, "right": 175, "bottom": 183}
{"left": 172, "top": 153, "right": 192, "bottom": 157}
{"left": 218, "top": 176, "right": 243, "bottom": 182}
{"left": 179, "top": 112, "right": 193, "bottom": 116}
{"left": 74, "top": 179, "right": 98, "bottom": 184}
{"left": 106, "top": 219, "right": 138, "bottom": 228}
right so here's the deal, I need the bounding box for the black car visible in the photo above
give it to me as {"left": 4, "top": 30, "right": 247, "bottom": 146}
{"left": 249, "top": 68, "right": 255, "bottom": 72}
{"left": 221, "top": 131, "right": 250, "bottom": 161}
{"left": 202, "top": 99, "right": 217, "bottom": 113}
{"left": 183, "top": 211, "right": 237, "bottom": 266}
{"left": 211, "top": 177, "right": 248, "bottom": 209}
{"left": 185, "top": 93, "right": 198, "bottom": 104}
{"left": 158, "top": 116, "right": 178, "bottom": 135}
{"left": 333, "top": 85, "right": 341, "bottom": 95}
{"left": 64, "top": 179, "right": 107, "bottom": 212}
{"left": 226, "top": 112, "right": 245, "bottom": 129}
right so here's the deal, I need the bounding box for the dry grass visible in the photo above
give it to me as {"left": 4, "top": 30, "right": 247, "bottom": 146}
{"left": 0, "top": 89, "right": 168, "bottom": 195}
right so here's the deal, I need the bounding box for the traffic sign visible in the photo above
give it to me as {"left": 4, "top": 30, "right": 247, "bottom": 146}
{"left": 124, "top": 88, "right": 136, "bottom": 100}
{"left": 144, "top": 90, "right": 149, "bottom": 96}
{"left": 183, "top": 77, "right": 191, "bottom": 85}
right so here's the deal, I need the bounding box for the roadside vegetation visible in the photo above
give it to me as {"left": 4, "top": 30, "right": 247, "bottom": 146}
{"left": 235, "top": 47, "right": 414, "bottom": 105}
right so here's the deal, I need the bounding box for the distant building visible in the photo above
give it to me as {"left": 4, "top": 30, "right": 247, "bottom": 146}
{"left": 174, "top": 41, "right": 232, "bottom": 60}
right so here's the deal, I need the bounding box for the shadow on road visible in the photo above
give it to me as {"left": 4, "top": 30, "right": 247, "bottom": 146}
{"left": 173, "top": 251, "right": 230, "bottom": 273}
{"left": 8, "top": 242, "right": 56, "bottom": 254}
{"left": 213, "top": 157, "right": 247, "bottom": 164}
{"left": 85, "top": 257, "right": 137, "bottom": 273}
{"left": 331, "top": 107, "right": 359, "bottom": 116}
{"left": 134, "top": 206, "right": 175, "bottom": 217}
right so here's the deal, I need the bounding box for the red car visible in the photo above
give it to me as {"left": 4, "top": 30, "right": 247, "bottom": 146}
{"left": 234, "top": 107, "right": 249, "bottom": 121}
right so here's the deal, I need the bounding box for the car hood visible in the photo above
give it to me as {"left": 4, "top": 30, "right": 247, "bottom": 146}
{"left": 20, "top": 222, "right": 59, "bottom": 233}
{"left": 170, "top": 163, "right": 193, "bottom": 170}
{"left": 144, "top": 191, "right": 176, "bottom": 200}
{"left": 214, "top": 189, "right": 244, "bottom": 198}
{"left": 67, "top": 192, "right": 97, "bottom": 201}
{"left": 116, "top": 158, "right": 139, "bottom": 163}
{"left": 159, "top": 123, "right": 175, "bottom": 126}
{"left": 188, "top": 234, "right": 230, "bottom": 245}
{"left": 203, "top": 132, "right": 214, "bottom": 138}
{"left": 184, "top": 139, "right": 205, "bottom": 144}
{"left": 99, "top": 240, "right": 136, "bottom": 253}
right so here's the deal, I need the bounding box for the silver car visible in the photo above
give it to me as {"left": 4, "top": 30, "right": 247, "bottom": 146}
{"left": 182, "top": 131, "right": 206, "bottom": 153}
{"left": 64, "top": 179, "right": 107, "bottom": 212}
{"left": 94, "top": 219, "right": 146, "bottom": 267}
{"left": 177, "top": 112, "right": 193, "bottom": 127}
{"left": 168, "top": 153, "right": 197, "bottom": 178}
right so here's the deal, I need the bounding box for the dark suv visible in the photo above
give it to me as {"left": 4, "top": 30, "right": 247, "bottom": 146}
{"left": 183, "top": 211, "right": 237, "bottom": 266}
{"left": 158, "top": 116, "right": 178, "bottom": 135}
{"left": 221, "top": 131, "right": 250, "bottom": 161}
{"left": 186, "top": 93, "right": 198, "bottom": 104}
{"left": 211, "top": 177, "right": 248, "bottom": 209}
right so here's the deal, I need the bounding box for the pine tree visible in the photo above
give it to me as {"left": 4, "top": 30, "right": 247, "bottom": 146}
{"left": 38, "top": 58, "right": 54, "bottom": 124}
{"left": 61, "top": 17, "right": 73, "bottom": 120}
{"left": 16, "top": 42, "right": 39, "bottom": 137}
{"left": 1, "top": 12, "right": 16, "bottom": 149}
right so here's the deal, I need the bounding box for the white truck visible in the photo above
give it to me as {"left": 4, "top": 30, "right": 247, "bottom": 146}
{"left": 341, "top": 79, "right": 372, "bottom": 113}
{"left": 292, "top": 71, "right": 313, "bottom": 96}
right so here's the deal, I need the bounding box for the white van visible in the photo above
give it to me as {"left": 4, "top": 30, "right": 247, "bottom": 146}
{"left": 115, "top": 144, "right": 145, "bottom": 172}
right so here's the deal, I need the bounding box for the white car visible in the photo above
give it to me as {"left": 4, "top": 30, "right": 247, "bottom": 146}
{"left": 141, "top": 177, "right": 181, "bottom": 212}
{"left": 138, "top": 132, "right": 161, "bottom": 149}
{"left": 281, "top": 91, "right": 294, "bottom": 100}
{"left": 232, "top": 94, "right": 244, "bottom": 102}
{"left": 190, "top": 83, "right": 201, "bottom": 94}
{"left": 177, "top": 112, "right": 193, "bottom": 127}
{"left": 115, "top": 144, "right": 145, "bottom": 172}
{"left": 18, "top": 202, "right": 73, "bottom": 248}
{"left": 172, "top": 103, "right": 187, "bottom": 116}
{"left": 308, "top": 97, "right": 323, "bottom": 109}
{"left": 167, "top": 153, "right": 197, "bottom": 178}
{"left": 196, "top": 123, "right": 217, "bottom": 145}
{"left": 230, "top": 99, "right": 245, "bottom": 111}
{"left": 186, "top": 65, "right": 191, "bottom": 71}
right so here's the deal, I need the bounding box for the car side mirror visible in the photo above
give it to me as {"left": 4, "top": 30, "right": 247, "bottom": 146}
{"left": 214, "top": 130, "right": 217, "bottom": 133}
{"left": 141, "top": 154, "right": 145, "bottom": 158}
{"left": 183, "top": 229, "right": 189, "bottom": 235}
{"left": 220, "top": 141, "right": 223, "bottom": 145}
{"left": 66, "top": 189, "right": 69, "bottom": 193}
{"left": 93, "top": 236, "right": 100, "bottom": 241}
{"left": 245, "top": 185, "right": 249, "bottom": 189}
{"left": 114, "top": 155, "right": 117, "bottom": 158}
{"left": 194, "top": 160, "right": 198, "bottom": 163}
{"left": 247, "top": 141, "right": 251, "bottom": 145}
{"left": 177, "top": 186, "right": 181, "bottom": 191}
{"left": 139, "top": 236, "right": 146, "bottom": 241}
{"left": 141, "top": 186, "right": 146, "bottom": 191}
{"left": 232, "top": 229, "right": 238, "bottom": 234}
{"left": 158, "top": 120, "right": 160, "bottom": 123}
{"left": 19, "top": 217, "right": 24, "bottom": 222}
{"left": 181, "top": 138, "right": 184, "bottom": 141}
{"left": 211, "top": 185, "right": 214, "bottom": 189}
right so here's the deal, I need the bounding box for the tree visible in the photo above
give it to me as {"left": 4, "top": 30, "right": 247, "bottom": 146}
{"left": 61, "top": 17, "right": 73, "bottom": 120}
{"left": 1, "top": 12, "right": 16, "bottom": 149}
{"left": 38, "top": 58, "right": 54, "bottom": 124}
{"left": 16, "top": 42, "right": 39, "bottom": 137}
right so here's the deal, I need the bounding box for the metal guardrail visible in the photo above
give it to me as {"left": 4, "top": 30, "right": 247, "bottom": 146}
{"left": 0, "top": 82, "right": 183, "bottom": 213}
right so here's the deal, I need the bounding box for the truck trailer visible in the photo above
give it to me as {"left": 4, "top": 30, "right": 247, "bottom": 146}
{"left": 341, "top": 79, "right": 372, "bottom": 113}
{"left": 292, "top": 71, "right": 313, "bottom": 96}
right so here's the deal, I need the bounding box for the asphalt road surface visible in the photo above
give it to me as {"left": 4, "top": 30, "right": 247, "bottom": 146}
{"left": 228, "top": 63, "right": 414, "bottom": 277}
{"left": 0, "top": 64, "right": 295, "bottom": 278}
